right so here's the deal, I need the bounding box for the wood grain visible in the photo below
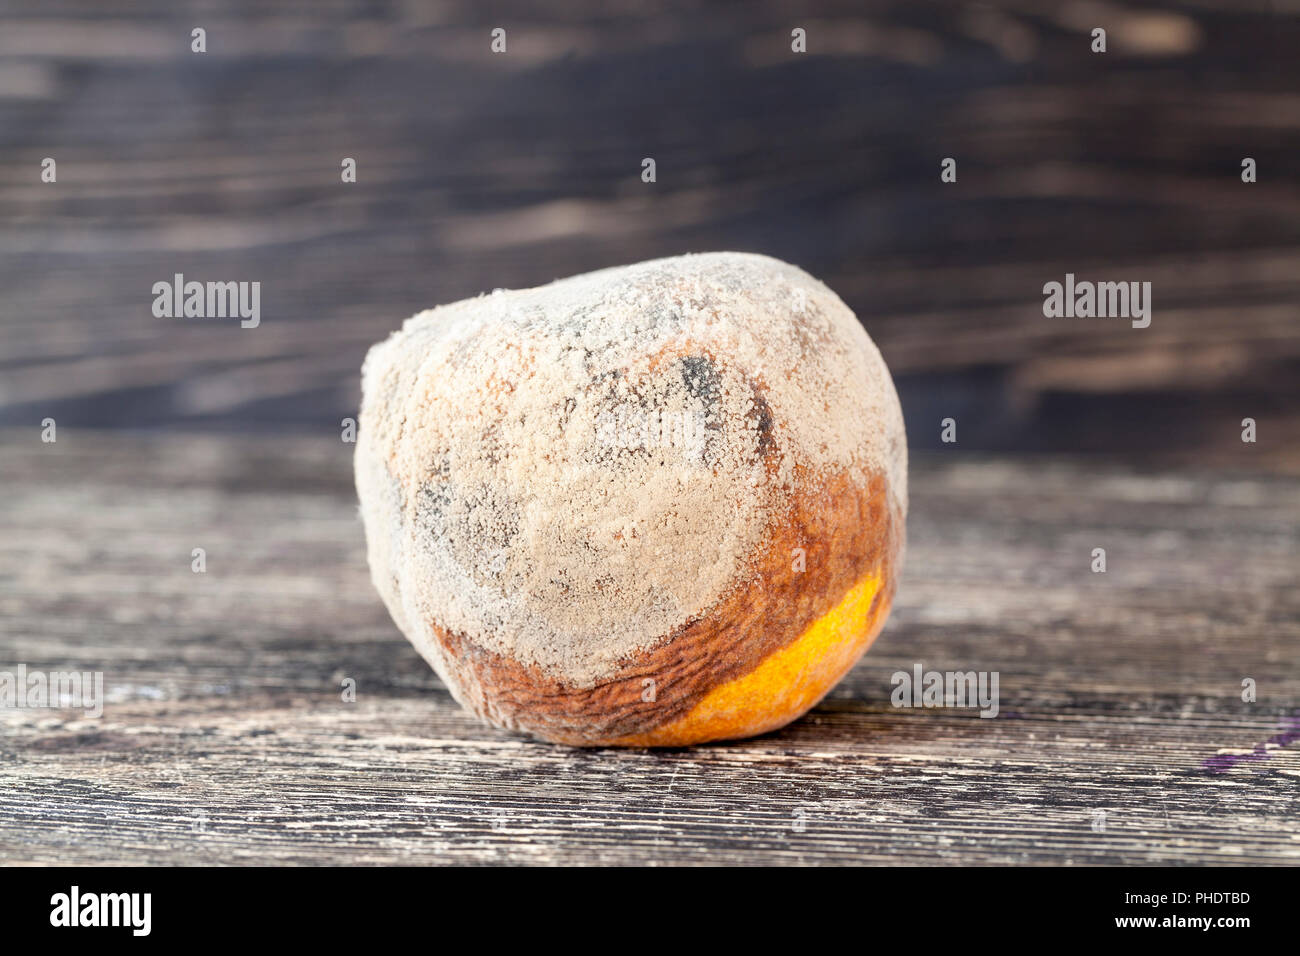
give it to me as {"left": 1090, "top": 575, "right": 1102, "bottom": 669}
{"left": 2, "top": 0, "right": 1297, "bottom": 867}
{"left": 2, "top": 432, "right": 1296, "bottom": 865}
{"left": 1, "top": 0, "right": 1298, "bottom": 470}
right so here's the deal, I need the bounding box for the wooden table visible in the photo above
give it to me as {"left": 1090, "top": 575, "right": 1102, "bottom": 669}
{"left": 3, "top": 0, "right": 1300, "bottom": 473}
{"left": 3, "top": 432, "right": 1296, "bottom": 865}
{"left": 2, "top": 0, "right": 1298, "bottom": 865}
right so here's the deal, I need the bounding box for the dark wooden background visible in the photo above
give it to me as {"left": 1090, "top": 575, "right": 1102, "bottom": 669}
{"left": 3, "top": 0, "right": 1298, "bottom": 467}
{"left": 1, "top": 0, "right": 1298, "bottom": 865}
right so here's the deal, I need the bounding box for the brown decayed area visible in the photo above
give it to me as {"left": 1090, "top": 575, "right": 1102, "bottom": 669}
{"left": 429, "top": 466, "right": 902, "bottom": 744}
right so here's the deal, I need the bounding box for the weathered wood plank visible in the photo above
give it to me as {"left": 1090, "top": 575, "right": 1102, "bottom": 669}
{"left": 1, "top": 432, "right": 1296, "bottom": 864}
{"left": 1, "top": 1, "right": 1298, "bottom": 470}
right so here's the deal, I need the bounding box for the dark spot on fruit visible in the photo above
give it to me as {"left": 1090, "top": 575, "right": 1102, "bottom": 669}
{"left": 679, "top": 355, "right": 720, "bottom": 406}
{"left": 749, "top": 386, "right": 775, "bottom": 457}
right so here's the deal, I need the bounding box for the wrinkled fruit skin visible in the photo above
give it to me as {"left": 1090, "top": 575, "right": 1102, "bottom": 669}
{"left": 356, "top": 252, "right": 907, "bottom": 746}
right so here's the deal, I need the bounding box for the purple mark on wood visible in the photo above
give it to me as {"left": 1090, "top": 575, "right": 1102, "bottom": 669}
{"left": 1202, "top": 711, "right": 1300, "bottom": 774}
